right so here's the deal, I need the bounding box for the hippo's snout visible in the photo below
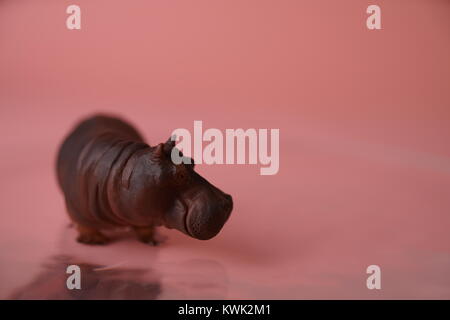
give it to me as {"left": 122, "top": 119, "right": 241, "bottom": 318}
{"left": 163, "top": 168, "right": 233, "bottom": 240}
{"left": 185, "top": 193, "right": 233, "bottom": 240}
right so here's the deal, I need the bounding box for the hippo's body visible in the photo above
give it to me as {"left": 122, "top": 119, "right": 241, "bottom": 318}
{"left": 56, "top": 115, "right": 233, "bottom": 245}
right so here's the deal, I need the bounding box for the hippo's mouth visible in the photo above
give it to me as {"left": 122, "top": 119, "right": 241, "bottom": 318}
{"left": 171, "top": 195, "right": 201, "bottom": 238}
{"left": 182, "top": 198, "right": 199, "bottom": 238}
{"left": 165, "top": 198, "right": 191, "bottom": 236}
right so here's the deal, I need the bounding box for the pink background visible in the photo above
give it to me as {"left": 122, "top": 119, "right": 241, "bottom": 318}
{"left": 1, "top": 0, "right": 450, "bottom": 299}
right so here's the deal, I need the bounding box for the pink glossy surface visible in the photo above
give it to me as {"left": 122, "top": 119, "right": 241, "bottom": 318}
{"left": 1, "top": 0, "right": 450, "bottom": 299}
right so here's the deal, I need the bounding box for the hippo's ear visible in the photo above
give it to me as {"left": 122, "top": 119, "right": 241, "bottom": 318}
{"left": 163, "top": 135, "right": 176, "bottom": 154}
{"left": 153, "top": 143, "right": 165, "bottom": 158}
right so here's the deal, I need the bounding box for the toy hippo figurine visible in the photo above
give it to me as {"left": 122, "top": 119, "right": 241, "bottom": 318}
{"left": 56, "top": 115, "right": 233, "bottom": 245}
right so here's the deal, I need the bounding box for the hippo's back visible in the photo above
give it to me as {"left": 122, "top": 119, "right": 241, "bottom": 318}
{"left": 57, "top": 115, "right": 144, "bottom": 184}
{"left": 56, "top": 115, "right": 148, "bottom": 227}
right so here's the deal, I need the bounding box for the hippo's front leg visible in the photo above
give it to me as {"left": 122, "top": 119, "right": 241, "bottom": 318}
{"left": 133, "top": 226, "right": 159, "bottom": 246}
{"left": 76, "top": 225, "right": 110, "bottom": 245}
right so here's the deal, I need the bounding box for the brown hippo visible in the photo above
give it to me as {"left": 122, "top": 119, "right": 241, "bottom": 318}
{"left": 56, "top": 115, "right": 233, "bottom": 245}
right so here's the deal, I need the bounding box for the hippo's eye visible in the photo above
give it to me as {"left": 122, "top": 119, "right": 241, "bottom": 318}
{"left": 187, "top": 158, "right": 195, "bottom": 169}
{"left": 177, "top": 171, "right": 186, "bottom": 180}
{"left": 174, "top": 167, "right": 189, "bottom": 185}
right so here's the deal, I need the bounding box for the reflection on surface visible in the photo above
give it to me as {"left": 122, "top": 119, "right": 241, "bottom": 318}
{"left": 7, "top": 225, "right": 230, "bottom": 300}
{"left": 158, "top": 259, "right": 228, "bottom": 299}
{"left": 10, "top": 255, "right": 161, "bottom": 300}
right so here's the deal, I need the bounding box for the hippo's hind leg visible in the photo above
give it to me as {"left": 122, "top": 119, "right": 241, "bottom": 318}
{"left": 64, "top": 200, "right": 110, "bottom": 245}
{"left": 133, "top": 226, "right": 158, "bottom": 246}
{"left": 76, "top": 224, "right": 110, "bottom": 245}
